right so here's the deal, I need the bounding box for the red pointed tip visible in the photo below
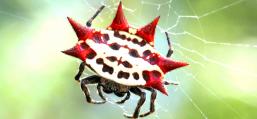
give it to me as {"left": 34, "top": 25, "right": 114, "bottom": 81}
{"left": 62, "top": 46, "right": 80, "bottom": 59}
{"left": 177, "top": 61, "right": 189, "bottom": 67}
{"left": 118, "top": 1, "right": 122, "bottom": 6}
{"left": 147, "top": 80, "right": 168, "bottom": 95}
{"left": 136, "top": 16, "right": 160, "bottom": 46}
{"left": 157, "top": 57, "right": 189, "bottom": 73}
{"left": 62, "top": 44, "right": 87, "bottom": 61}
{"left": 144, "top": 70, "right": 168, "bottom": 95}
{"left": 108, "top": 1, "right": 129, "bottom": 31}
{"left": 159, "top": 85, "right": 168, "bottom": 96}
{"left": 153, "top": 16, "right": 160, "bottom": 25}
{"left": 67, "top": 17, "right": 80, "bottom": 28}
{"left": 164, "top": 91, "right": 168, "bottom": 96}
{"left": 67, "top": 17, "right": 92, "bottom": 40}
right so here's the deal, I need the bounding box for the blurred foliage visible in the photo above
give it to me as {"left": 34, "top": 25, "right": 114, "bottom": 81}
{"left": 0, "top": 0, "right": 257, "bottom": 119}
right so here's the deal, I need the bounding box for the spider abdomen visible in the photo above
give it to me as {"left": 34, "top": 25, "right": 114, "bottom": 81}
{"left": 84, "top": 30, "right": 164, "bottom": 87}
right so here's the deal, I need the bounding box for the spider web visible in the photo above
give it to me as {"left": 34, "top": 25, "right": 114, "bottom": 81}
{"left": 76, "top": 0, "right": 257, "bottom": 119}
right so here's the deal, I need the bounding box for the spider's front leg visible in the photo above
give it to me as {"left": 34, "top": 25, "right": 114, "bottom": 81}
{"left": 86, "top": 5, "right": 105, "bottom": 27}
{"left": 124, "top": 87, "right": 146, "bottom": 118}
{"left": 76, "top": 62, "right": 106, "bottom": 104}
{"left": 75, "top": 62, "right": 86, "bottom": 82}
{"left": 80, "top": 75, "right": 106, "bottom": 104}
{"left": 165, "top": 32, "right": 173, "bottom": 57}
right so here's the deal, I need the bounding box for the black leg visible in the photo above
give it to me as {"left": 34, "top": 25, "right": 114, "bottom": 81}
{"left": 97, "top": 84, "right": 106, "bottom": 101}
{"left": 116, "top": 92, "right": 130, "bottom": 104}
{"left": 124, "top": 88, "right": 146, "bottom": 118}
{"left": 139, "top": 88, "right": 157, "bottom": 117}
{"left": 86, "top": 5, "right": 105, "bottom": 27}
{"left": 163, "top": 80, "right": 179, "bottom": 86}
{"left": 165, "top": 32, "right": 173, "bottom": 57}
{"left": 80, "top": 75, "right": 106, "bottom": 104}
{"left": 75, "top": 62, "right": 86, "bottom": 82}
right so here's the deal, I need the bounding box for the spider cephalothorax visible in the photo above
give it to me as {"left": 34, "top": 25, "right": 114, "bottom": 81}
{"left": 62, "top": 2, "right": 188, "bottom": 118}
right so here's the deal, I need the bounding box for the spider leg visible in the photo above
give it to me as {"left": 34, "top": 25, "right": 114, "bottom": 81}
{"left": 139, "top": 87, "right": 157, "bottom": 117}
{"left": 124, "top": 87, "right": 146, "bottom": 118}
{"left": 75, "top": 62, "right": 86, "bottom": 82}
{"left": 97, "top": 83, "right": 106, "bottom": 101}
{"left": 165, "top": 32, "right": 173, "bottom": 57}
{"left": 116, "top": 91, "right": 130, "bottom": 104}
{"left": 86, "top": 5, "right": 105, "bottom": 27}
{"left": 163, "top": 80, "right": 179, "bottom": 86}
{"left": 80, "top": 75, "right": 106, "bottom": 104}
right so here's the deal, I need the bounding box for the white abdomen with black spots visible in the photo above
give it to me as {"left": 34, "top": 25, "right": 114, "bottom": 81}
{"left": 85, "top": 30, "right": 164, "bottom": 86}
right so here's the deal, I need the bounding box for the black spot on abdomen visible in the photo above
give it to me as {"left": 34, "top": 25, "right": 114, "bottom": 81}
{"left": 114, "top": 31, "right": 120, "bottom": 37}
{"left": 110, "top": 43, "right": 121, "bottom": 50}
{"left": 102, "top": 64, "right": 114, "bottom": 74}
{"left": 143, "top": 50, "right": 151, "bottom": 57}
{"left": 142, "top": 71, "right": 150, "bottom": 81}
{"left": 132, "top": 38, "right": 139, "bottom": 44}
{"left": 120, "top": 35, "right": 126, "bottom": 40}
{"left": 96, "top": 58, "right": 104, "bottom": 64}
{"left": 103, "top": 34, "right": 109, "bottom": 41}
{"left": 93, "top": 34, "right": 102, "bottom": 43}
{"left": 152, "top": 70, "right": 161, "bottom": 78}
{"left": 106, "top": 56, "right": 117, "bottom": 62}
{"left": 139, "top": 40, "right": 147, "bottom": 46}
{"left": 87, "top": 51, "right": 96, "bottom": 59}
{"left": 122, "top": 61, "right": 133, "bottom": 68}
{"left": 117, "top": 71, "right": 130, "bottom": 79}
{"left": 148, "top": 54, "right": 158, "bottom": 65}
{"left": 149, "top": 57, "right": 157, "bottom": 64}
{"left": 129, "top": 49, "right": 140, "bottom": 58}
{"left": 114, "top": 31, "right": 126, "bottom": 40}
{"left": 132, "top": 72, "right": 139, "bottom": 80}
{"left": 123, "top": 72, "right": 130, "bottom": 79}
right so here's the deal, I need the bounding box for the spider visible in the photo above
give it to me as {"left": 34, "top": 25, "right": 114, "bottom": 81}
{"left": 62, "top": 2, "right": 188, "bottom": 118}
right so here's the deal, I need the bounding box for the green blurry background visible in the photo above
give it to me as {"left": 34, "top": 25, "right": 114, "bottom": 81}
{"left": 0, "top": 0, "right": 257, "bottom": 119}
